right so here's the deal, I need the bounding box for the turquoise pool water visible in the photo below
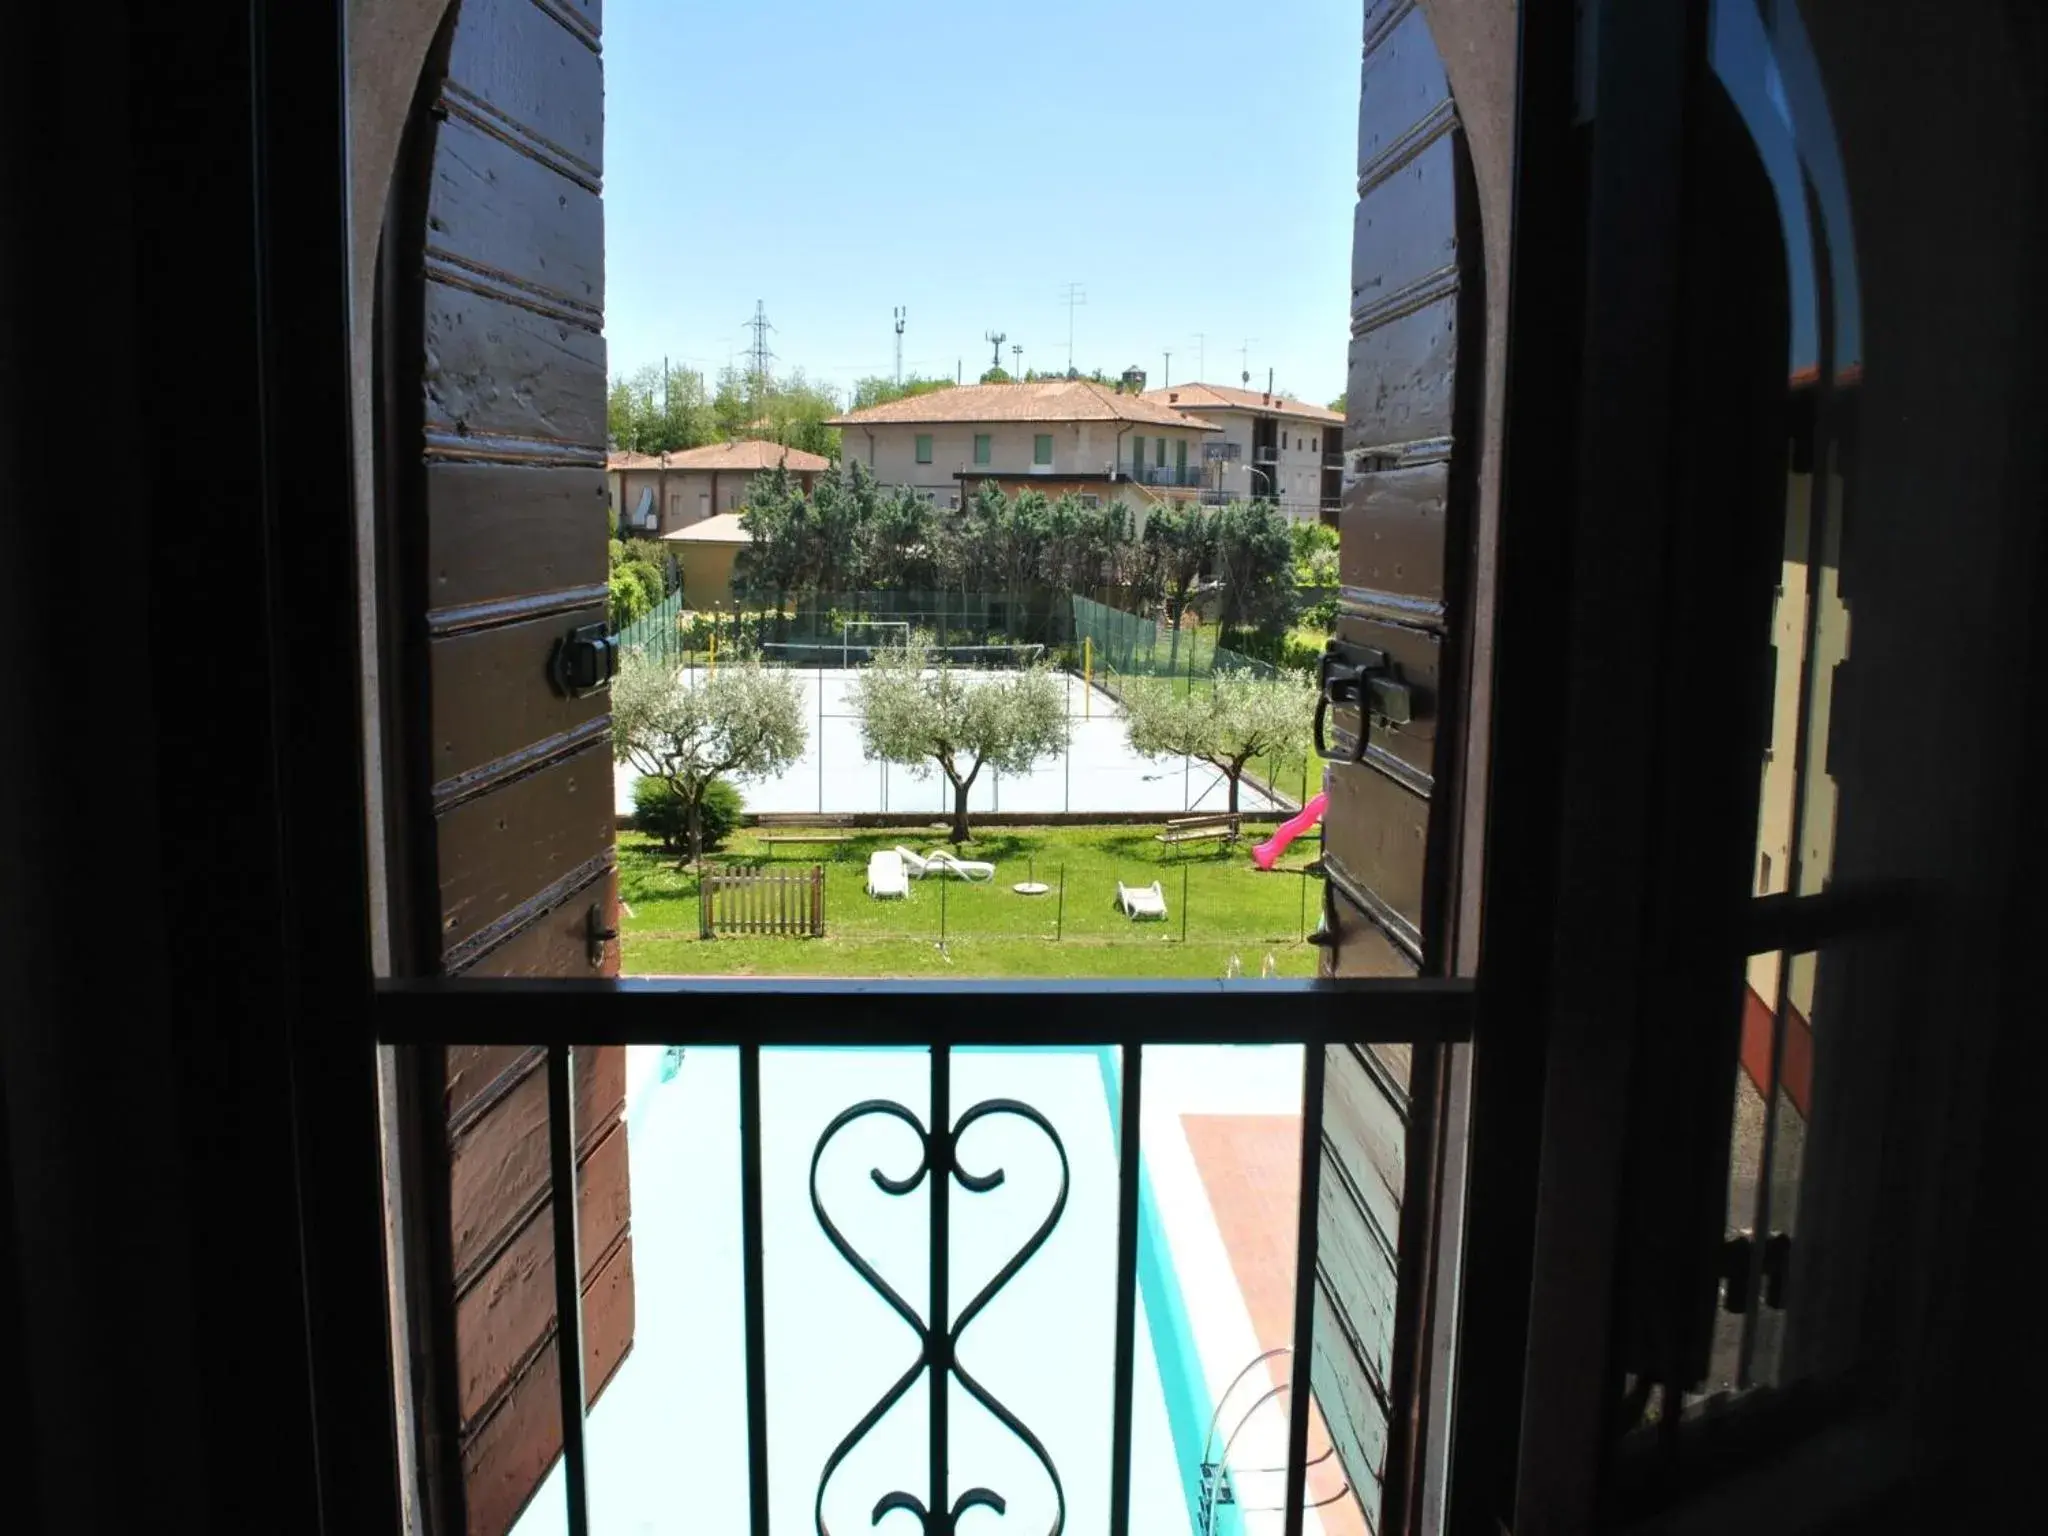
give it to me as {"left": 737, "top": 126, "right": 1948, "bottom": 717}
{"left": 511, "top": 1046, "right": 1251, "bottom": 1535}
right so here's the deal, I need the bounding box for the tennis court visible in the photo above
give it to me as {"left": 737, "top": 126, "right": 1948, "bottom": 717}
{"left": 612, "top": 667, "right": 1294, "bottom": 819}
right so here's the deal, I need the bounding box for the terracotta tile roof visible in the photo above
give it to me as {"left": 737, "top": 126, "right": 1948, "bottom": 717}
{"left": 659, "top": 512, "right": 751, "bottom": 544}
{"left": 1140, "top": 382, "right": 1344, "bottom": 425}
{"left": 607, "top": 441, "right": 831, "bottom": 472}
{"left": 828, "top": 380, "right": 1221, "bottom": 431}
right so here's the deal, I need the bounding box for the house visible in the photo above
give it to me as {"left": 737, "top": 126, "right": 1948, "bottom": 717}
{"left": 825, "top": 379, "right": 1219, "bottom": 512}
{"left": 659, "top": 511, "right": 751, "bottom": 609}
{"left": 1140, "top": 382, "right": 1344, "bottom": 523}
{"left": 609, "top": 441, "right": 830, "bottom": 535}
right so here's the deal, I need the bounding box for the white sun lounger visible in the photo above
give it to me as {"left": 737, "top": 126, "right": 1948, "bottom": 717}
{"left": 1117, "top": 880, "right": 1168, "bottom": 920}
{"left": 866, "top": 849, "right": 909, "bottom": 899}
{"left": 923, "top": 850, "right": 995, "bottom": 882}
{"left": 895, "top": 846, "right": 933, "bottom": 878}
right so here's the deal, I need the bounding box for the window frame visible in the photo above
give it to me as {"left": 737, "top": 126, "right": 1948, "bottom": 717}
{"left": 915, "top": 432, "right": 933, "bottom": 464}
{"left": 1033, "top": 432, "right": 1053, "bottom": 466}
{"left": 973, "top": 431, "right": 991, "bottom": 465}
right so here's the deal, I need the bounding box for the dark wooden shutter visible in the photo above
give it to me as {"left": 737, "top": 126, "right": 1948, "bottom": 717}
{"left": 1312, "top": 1, "right": 1481, "bottom": 1526}
{"left": 385, "top": 3, "right": 629, "bottom": 1533}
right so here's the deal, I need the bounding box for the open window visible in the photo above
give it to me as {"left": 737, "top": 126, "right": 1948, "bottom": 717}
{"left": 359, "top": 2, "right": 1509, "bottom": 1533}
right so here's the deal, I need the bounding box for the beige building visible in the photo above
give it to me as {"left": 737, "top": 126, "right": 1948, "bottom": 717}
{"left": 609, "top": 441, "right": 830, "bottom": 536}
{"left": 827, "top": 380, "right": 1219, "bottom": 512}
{"left": 1141, "top": 382, "right": 1344, "bottom": 523}
{"left": 658, "top": 512, "right": 751, "bottom": 610}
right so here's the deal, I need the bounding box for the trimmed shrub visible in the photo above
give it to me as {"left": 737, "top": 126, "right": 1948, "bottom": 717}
{"left": 631, "top": 775, "right": 744, "bottom": 853}
{"left": 698, "top": 778, "right": 744, "bottom": 849}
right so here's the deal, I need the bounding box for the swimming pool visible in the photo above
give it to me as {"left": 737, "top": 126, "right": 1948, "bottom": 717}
{"left": 612, "top": 669, "right": 1294, "bottom": 819}
{"left": 509, "top": 1044, "right": 1328, "bottom": 1535}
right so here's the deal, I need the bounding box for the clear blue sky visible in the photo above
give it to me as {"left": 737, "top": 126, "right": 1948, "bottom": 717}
{"left": 602, "top": 0, "right": 1359, "bottom": 407}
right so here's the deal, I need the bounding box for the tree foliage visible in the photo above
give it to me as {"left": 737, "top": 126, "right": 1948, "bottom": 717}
{"left": 1210, "top": 500, "right": 1298, "bottom": 639}
{"left": 850, "top": 632, "right": 1067, "bottom": 841}
{"left": 1139, "top": 502, "right": 1215, "bottom": 667}
{"left": 610, "top": 654, "right": 807, "bottom": 861}
{"left": 850, "top": 375, "right": 955, "bottom": 411}
{"left": 608, "top": 363, "right": 718, "bottom": 454}
{"left": 1121, "top": 669, "right": 1317, "bottom": 814}
{"left": 1289, "top": 520, "right": 1339, "bottom": 587}
{"left": 612, "top": 362, "right": 844, "bottom": 460}
{"left": 609, "top": 533, "right": 667, "bottom": 627}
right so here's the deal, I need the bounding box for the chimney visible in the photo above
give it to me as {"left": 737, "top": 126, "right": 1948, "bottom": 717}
{"left": 1168, "top": 392, "right": 1179, "bottom": 403}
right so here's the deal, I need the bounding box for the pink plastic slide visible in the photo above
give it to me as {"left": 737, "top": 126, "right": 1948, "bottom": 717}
{"left": 1252, "top": 792, "right": 1328, "bottom": 870}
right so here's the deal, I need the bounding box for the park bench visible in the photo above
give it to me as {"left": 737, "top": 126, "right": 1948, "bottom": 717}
{"left": 1155, "top": 812, "right": 1241, "bottom": 846}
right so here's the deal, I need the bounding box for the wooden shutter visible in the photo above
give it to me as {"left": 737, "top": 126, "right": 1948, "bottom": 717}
{"left": 1312, "top": 1, "right": 1481, "bottom": 1527}
{"left": 384, "top": 3, "right": 629, "bottom": 1533}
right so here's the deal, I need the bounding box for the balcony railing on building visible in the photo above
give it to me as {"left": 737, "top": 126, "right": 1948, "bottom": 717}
{"left": 375, "top": 979, "right": 1472, "bottom": 1536}
{"left": 1130, "top": 465, "right": 1207, "bottom": 488}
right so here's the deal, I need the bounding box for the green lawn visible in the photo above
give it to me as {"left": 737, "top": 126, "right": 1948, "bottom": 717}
{"left": 619, "top": 821, "right": 1325, "bottom": 979}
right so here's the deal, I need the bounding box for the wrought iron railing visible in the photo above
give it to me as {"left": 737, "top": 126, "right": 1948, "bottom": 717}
{"left": 374, "top": 978, "right": 1473, "bottom": 1536}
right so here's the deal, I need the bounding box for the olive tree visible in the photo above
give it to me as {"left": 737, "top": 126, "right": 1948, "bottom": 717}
{"left": 1121, "top": 668, "right": 1316, "bottom": 815}
{"left": 851, "top": 633, "right": 1067, "bottom": 842}
{"left": 610, "top": 654, "right": 807, "bottom": 863}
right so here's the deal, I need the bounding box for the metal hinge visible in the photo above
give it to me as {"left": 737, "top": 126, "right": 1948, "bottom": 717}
{"left": 1717, "top": 1230, "right": 1792, "bottom": 1312}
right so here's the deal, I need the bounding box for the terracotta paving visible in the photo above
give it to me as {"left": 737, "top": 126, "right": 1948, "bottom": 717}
{"left": 1181, "top": 1114, "right": 1369, "bottom": 1536}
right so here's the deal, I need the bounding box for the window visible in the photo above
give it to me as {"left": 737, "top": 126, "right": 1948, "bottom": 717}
{"left": 915, "top": 433, "right": 933, "bottom": 464}
{"left": 1129, "top": 434, "right": 1143, "bottom": 473}
{"left": 1033, "top": 433, "right": 1052, "bottom": 465}
{"left": 973, "top": 432, "right": 991, "bottom": 465}
{"left": 1155, "top": 438, "right": 1166, "bottom": 468}
{"left": 1312, "top": 434, "right": 1319, "bottom": 453}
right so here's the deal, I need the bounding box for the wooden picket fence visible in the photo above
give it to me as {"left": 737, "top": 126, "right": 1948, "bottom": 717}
{"left": 699, "top": 864, "right": 825, "bottom": 939}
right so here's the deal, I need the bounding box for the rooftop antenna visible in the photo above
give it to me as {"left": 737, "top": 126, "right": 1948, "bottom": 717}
{"left": 1060, "top": 282, "right": 1088, "bottom": 373}
{"left": 893, "top": 306, "right": 906, "bottom": 385}
{"left": 1163, "top": 350, "right": 1172, "bottom": 390}
{"left": 985, "top": 330, "right": 1008, "bottom": 372}
{"left": 1239, "top": 338, "right": 1256, "bottom": 388}
{"left": 1012, "top": 342, "right": 1023, "bottom": 379}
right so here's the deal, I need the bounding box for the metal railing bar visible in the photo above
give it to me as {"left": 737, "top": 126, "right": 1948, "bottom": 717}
{"left": 739, "top": 1043, "right": 771, "bottom": 1536}
{"left": 1107, "top": 1045, "right": 1143, "bottom": 1536}
{"left": 1282, "top": 1044, "right": 1327, "bottom": 1536}
{"left": 930, "top": 1043, "right": 951, "bottom": 1528}
{"left": 546, "top": 1044, "right": 591, "bottom": 1536}
{"left": 372, "top": 978, "right": 1475, "bottom": 1048}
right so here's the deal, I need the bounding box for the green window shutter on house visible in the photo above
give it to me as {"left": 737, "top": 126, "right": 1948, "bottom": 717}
{"left": 1156, "top": 438, "right": 1166, "bottom": 468}
{"left": 1130, "top": 435, "right": 1143, "bottom": 473}
{"left": 915, "top": 434, "right": 933, "bottom": 463}
{"left": 974, "top": 433, "right": 991, "bottom": 465}
{"left": 1034, "top": 434, "right": 1052, "bottom": 466}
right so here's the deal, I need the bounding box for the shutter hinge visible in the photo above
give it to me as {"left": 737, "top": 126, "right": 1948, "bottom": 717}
{"left": 1717, "top": 1230, "right": 1792, "bottom": 1312}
